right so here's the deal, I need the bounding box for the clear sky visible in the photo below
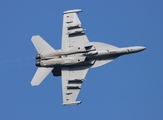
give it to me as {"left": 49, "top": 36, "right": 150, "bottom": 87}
{"left": 0, "top": 0, "right": 162, "bottom": 120}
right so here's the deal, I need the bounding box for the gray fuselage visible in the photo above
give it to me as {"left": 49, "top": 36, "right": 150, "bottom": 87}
{"left": 35, "top": 42, "right": 146, "bottom": 68}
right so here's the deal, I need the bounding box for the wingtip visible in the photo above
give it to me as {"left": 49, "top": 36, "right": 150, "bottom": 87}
{"left": 63, "top": 101, "right": 82, "bottom": 106}
{"left": 63, "top": 9, "right": 82, "bottom": 14}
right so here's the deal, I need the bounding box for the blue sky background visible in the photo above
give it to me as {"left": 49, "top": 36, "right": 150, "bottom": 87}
{"left": 0, "top": 0, "right": 162, "bottom": 120}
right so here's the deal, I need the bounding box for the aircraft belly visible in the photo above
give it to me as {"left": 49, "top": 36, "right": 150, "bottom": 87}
{"left": 82, "top": 42, "right": 118, "bottom": 51}
{"left": 88, "top": 54, "right": 119, "bottom": 68}
{"left": 91, "top": 57, "right": 117, "bottom": 68}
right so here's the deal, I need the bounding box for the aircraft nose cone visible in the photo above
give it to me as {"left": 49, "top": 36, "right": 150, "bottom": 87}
{"left": 127, "top": 46, "right": 146, "bottom": 53}
{"left": 138, "top": 46, "right": 146, "bottom": 51}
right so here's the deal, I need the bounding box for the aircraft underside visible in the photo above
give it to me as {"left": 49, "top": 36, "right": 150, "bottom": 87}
{"left": 30, "top": 9, "right": 146, "bottom": 106}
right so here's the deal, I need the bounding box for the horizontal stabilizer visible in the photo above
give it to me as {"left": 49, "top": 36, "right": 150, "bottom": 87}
{"left": 31, "top": 67, "right": 53, "bottom": 86}
{"left": 31, "top": 35, "right": 55, "bottom": 54}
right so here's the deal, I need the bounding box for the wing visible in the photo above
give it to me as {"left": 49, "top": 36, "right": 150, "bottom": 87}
{"left": 61, "top": 66, "right": 90, "bottom": 106}
{"left": 62, "top": 9, "right": 89, "bottom": 49}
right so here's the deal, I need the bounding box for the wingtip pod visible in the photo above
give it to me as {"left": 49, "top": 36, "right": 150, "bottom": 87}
{"left": 63, "top": 101, "right": 82, "bottom": 106}
{"left": 63, "top": 9, "right": 82, "bottom": 14}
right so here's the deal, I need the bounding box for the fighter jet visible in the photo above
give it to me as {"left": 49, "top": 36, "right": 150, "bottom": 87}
{"left": 31, "top": 9, "right": 146, "bottom": 106}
